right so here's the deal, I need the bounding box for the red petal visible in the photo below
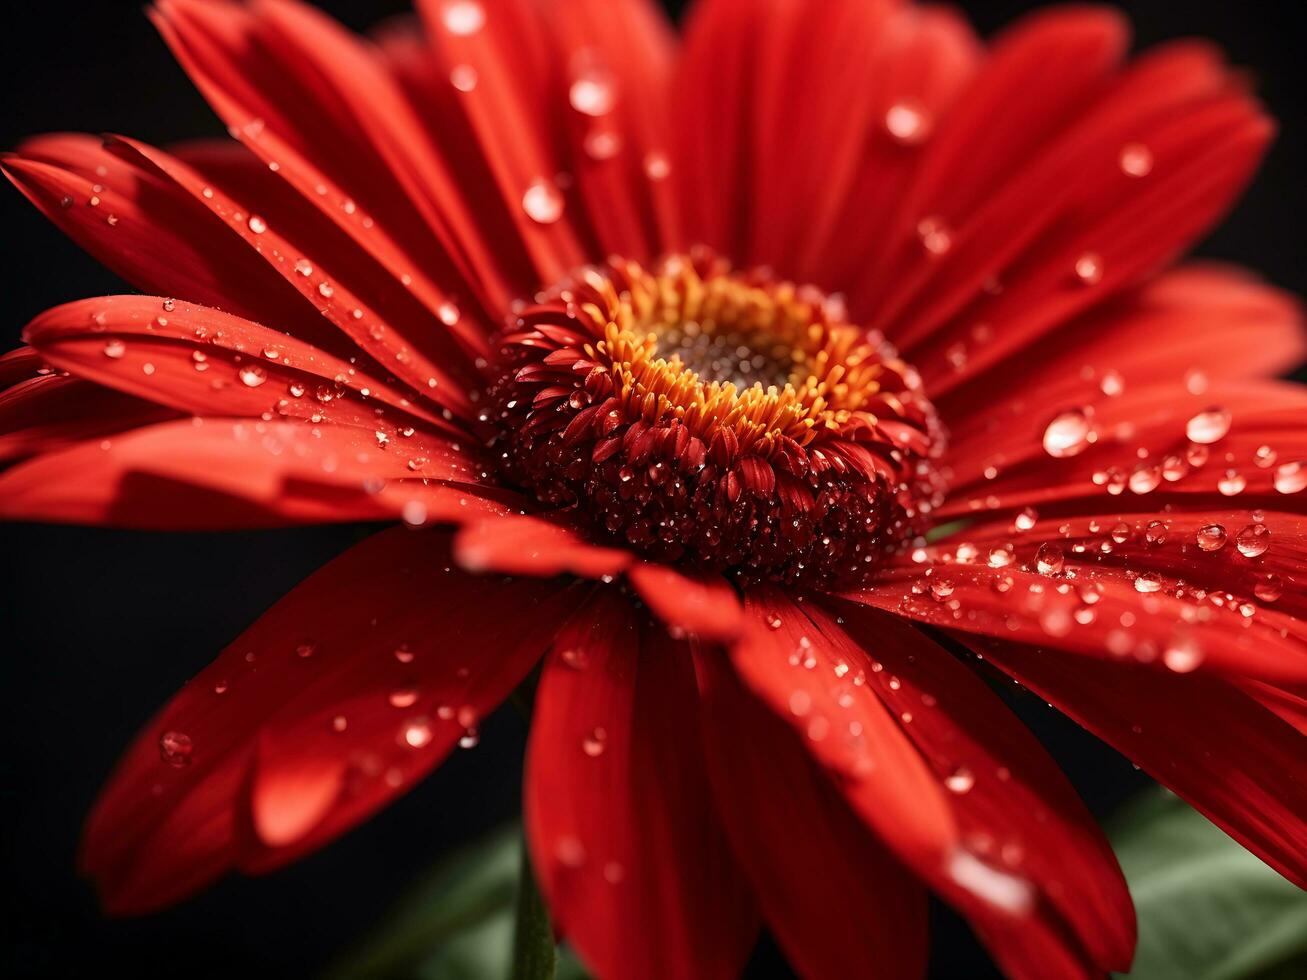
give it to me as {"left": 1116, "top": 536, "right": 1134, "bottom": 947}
{"left": 454, "top": 512, "right": 634, "bottom": 579}
{"left": 973, "top": 637, "right": 1307, "bottom": 889}
{"left": 152, "top": 0, "right": 513, "bottom": 320}
{"left": 526, "top": 592, "right": 758, "bottom": 979}
{"left": 938, "top": 379, "right": 1307, "bottom": 519}
{"left": 0, "top": 359, "right": 173, "bottom": 461}
{"left": 3, "top": 135, "right": 325, "bottom": 341}
{"left": 24, "top": 295, "right": 469, "bottom": 444}
{"left": 82, "top": 528, "right": 581, "bottom": 912}
{"left": 937, "top": 263, "right": 1305, "bottom": 431}
{"left": 729, "top": 589, "right": 958, "bottom": 866}
{"left": 844, "top": 557, "right": 1307, "bottom": 683}
{"left": 695, "top": 644, "right": 929, "bottom": 980}
{"left": 0, "top": 418, "right": 511, "bottom": 529}
{"left": 627, "top": 562, "right": 743, "bottom": 641}
{"left": 829, "top": 600, "right": 1135, "bottom": 975}
{"left": 676, "top": 0, "right": 980, "bottom": 269}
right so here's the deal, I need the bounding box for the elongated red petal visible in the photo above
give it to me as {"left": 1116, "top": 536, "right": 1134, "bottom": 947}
{"left": 694, "top": 644, "right": 929, "bottom": 980}
{"left": 0, "top": 418, "right": 512, "bottom": 529}
{"left": 24, "top": 295, "right": 469, "bottom": 444}
{"left": 526, "top": 592, "right": 758, "bottom": 980}
{"left": 939, "top": 379, "right": 1307, "bottom": 520}
{"left": 626, "top": 563, "right": 743, "bottom": 641}
{"left": 972, "top": 637, "right": 1307, "bottom": 889}
{"left": 729, "top": 589, "right": 958, "bottom": 866}
{"left": 152, "top": 0, "right": 511, "bottom": 321}
{"left": 82, "top": 528, "right": 581, "bottom": 912}
{"left": 0, "top": 359, "right": 173, "bottom": 461}
{"left": 827, "top": 601, "right": 1135, "bottom": 975}
{"left": 936, "top": 263, "right": 1305, "bottom": 429}
{"left": 454, "top": 511, "right": 633, "bottom": 579}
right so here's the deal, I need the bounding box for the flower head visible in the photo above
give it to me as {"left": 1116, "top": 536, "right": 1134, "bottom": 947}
{"left": 3, "top": 0, "right": 1306, "bottom": 978}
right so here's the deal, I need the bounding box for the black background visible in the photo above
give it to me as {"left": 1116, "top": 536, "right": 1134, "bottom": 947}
{"left": 2, "top": 1, "right": 1303, "bottom": 977}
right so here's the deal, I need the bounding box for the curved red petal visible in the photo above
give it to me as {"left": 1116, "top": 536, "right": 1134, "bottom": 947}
{"left": 526, "top": 592, "right": 758, "bottom": 980}
{"left": 0, "top": 418, "right": 512, "bottom": 529}
{"left": 694, "top": 644, "right": 929, "bottom": 980}
{"left": 827, "top": 600, "right": 1135, "bottom": 975}
{"left": 81, "top": 528, "right": 580, "bottom": 912}
{"left": 971, "top": 636, "right": 1307, "bottom": 890}
{"left": 626, "top": 562, "right": 743, "bottom": 641}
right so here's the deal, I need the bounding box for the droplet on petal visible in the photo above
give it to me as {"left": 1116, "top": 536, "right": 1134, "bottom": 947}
{"left": 1254, "top": 574, "right": 1284, "bottom": 603}
{"left": 159, "top": 730, "right": 193, "bottom": 767}
{"left": 581, "top": 727, "right": 607, "bottom": 757}
{"left": 1042, "top": 409, "right": 1092, "bottom": 458}
{"left": 247, "top": 214, "right": 267, "bottom": 234}
{"left": 1273, "top": 461, "right": 1306, "bottom": 494}
{"left": 103, "top": 339, "right": 126, "bottom": 359}
{"left": 944, "top": 766, "right": 975, "bottom": 794}
{"left": 1195, "top": 523, "right": 1227, "bottom": 552}
{"left": 441, "top": 0, "right": 485, "bottom": 36}
{"left": 1035, "top": 542, "right": 1064, "bottom": 575}
{"left": 1162, "top": 635, "right": 1203, "bottom": 673}
{"left": 1185, "top": 407, "right": 1231, "bottom": 445}
{"left": 569, "top": 69, "right": 616, "bottom": 116}
{"left": 1119, "top": 142, "right": 1154, "bottom": 177}
{"left": 1074, "top": 252, "right": 1104, "bottom": 286}
{"left": 522, "top": 178, "right": 564, "bottom": 224}
{"left": 884, "top": 98, "right": 932, "bottom": 145}
{"left": 239, "top": 365, "right": 268, "bottom": 388}
{"left": 1235, "top": 523, "right": 1270, "bottom": 558}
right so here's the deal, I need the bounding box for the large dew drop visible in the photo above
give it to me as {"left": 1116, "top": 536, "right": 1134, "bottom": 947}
{"left": 522, "top": 179, "right": 564, "bottom": 225}
{"left": 1042, "top": 409, "right": 1092, "bottom": 458}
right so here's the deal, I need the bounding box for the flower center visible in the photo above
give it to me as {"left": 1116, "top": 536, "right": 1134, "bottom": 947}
{"left": 487, "top": 252, "right": 944, "bottom": 587}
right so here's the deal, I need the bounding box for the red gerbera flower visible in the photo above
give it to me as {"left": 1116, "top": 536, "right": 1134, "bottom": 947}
{"left": 4, "top": 0, "right": 1306, "bottom": 976}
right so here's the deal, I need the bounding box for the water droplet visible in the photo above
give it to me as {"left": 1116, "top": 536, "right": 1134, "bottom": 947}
{"left": 437, "top": 301, "right": 461, "bottom": 327}
{"left": 388, "top": 689, "right": 419, "bottom": 709}
{"left": 644, "top": 151, "right": 671, "bottom": 181}
{"left": 441, "top": 0, "right": 485, "bottom": 36}
{"left": 402, "top": 718, "right": 433, "bottom": 748}
{"left": 560, "top": 647, "right": 590, "bottom": 669}
{"left": 239, "top": 364, "right": 268, "bottom": 388}
{"left": 1133, "top": 574, "right": 1162, "bottom": 594}
{"left": 916, "top": 215, "right": 952, "bottom": 256}
{"left": 1099, "top": 369, "right": 1125, "bottom": 397}
{"left": 569, "top": 69, "right": 616, "bottom": 116}
{"left": 1119, "top": 142, "right": 1154, "bottom": 177}
{"left": 522, "top": 178, "right": 564, "bottom": 224}
{"left": 401, "top": 500, "right": 428, "bottom": 527}
{"left": 1035, "top": 543, "right": 1064, "bottom": 575}
{"left": 582, "top": 727, "right": 607, "bottom": 757}
{"left": 1074, "top": 252, "right": 1104, "bottom": 285}
{"left": 1110, "top": 522, "right": 1131, "bottom": 543}
{"left": 1144, "top": 520, "right": 1168, "bottom": 546}
{"left": 930, "top": 578, "right": 955, "bottom": 600}
{"left": 1217, "top": 469, "right": 1247, "bottom": 496}
{"left": 294, "top": 258, "right": 313, "bottom": 277}
{"left": 1195, "top": 523, "right": 1227, "bottom": 552}
{"left": 1185, "top": 407, "right": 1231, "bottom": 445}
{"left": 103, "top": 339, "right": 126, "bottom": 359}
{"left": 988, "top": 544, "right": 1015, "bottom": 568}
{"left": 1274, "top": 461, "right": 1306, "bottom": 494}
{"left": 1162, "top": 636, "right": 1204, "bottom": 673}
{"left": 247, "top": 214, "right": 267, "bottom": 234}
{"left": 944, "top": 766, "right": 975, "bottom": 794}
{"left": 1235, "top": 523, "right": 1270, "bottom": 558}
{"left": 295, "top": 641, "right": 316, "bottom": 658}
{"left": 884, "top": 98, "right": 932, "bottom": 145}
{"left": 159, "top": 730, "right": 193, "bottom": 767}
{"left": 1042, "top": 409, "right": 1092, "bottom": 458}
{"left": 1014, "top": 507, "right": 1038, "bottom": 532}
{"left": 450, "top": 63, "right": 478, "bottom": 91}
{"left": 1254, "top": 573, "right": 1283, "bottom": 603}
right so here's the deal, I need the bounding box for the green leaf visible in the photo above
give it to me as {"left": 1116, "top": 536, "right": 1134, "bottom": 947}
{"left": 328, "top": 824, "right": 589, "bottom": 980}
{"left": 1110, "top": 790, "right": 1307, "bottom": 980}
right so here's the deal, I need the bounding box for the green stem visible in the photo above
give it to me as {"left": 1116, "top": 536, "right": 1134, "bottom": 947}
{"left": 510, "top": 838, "right": 557, "bottom": 980}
